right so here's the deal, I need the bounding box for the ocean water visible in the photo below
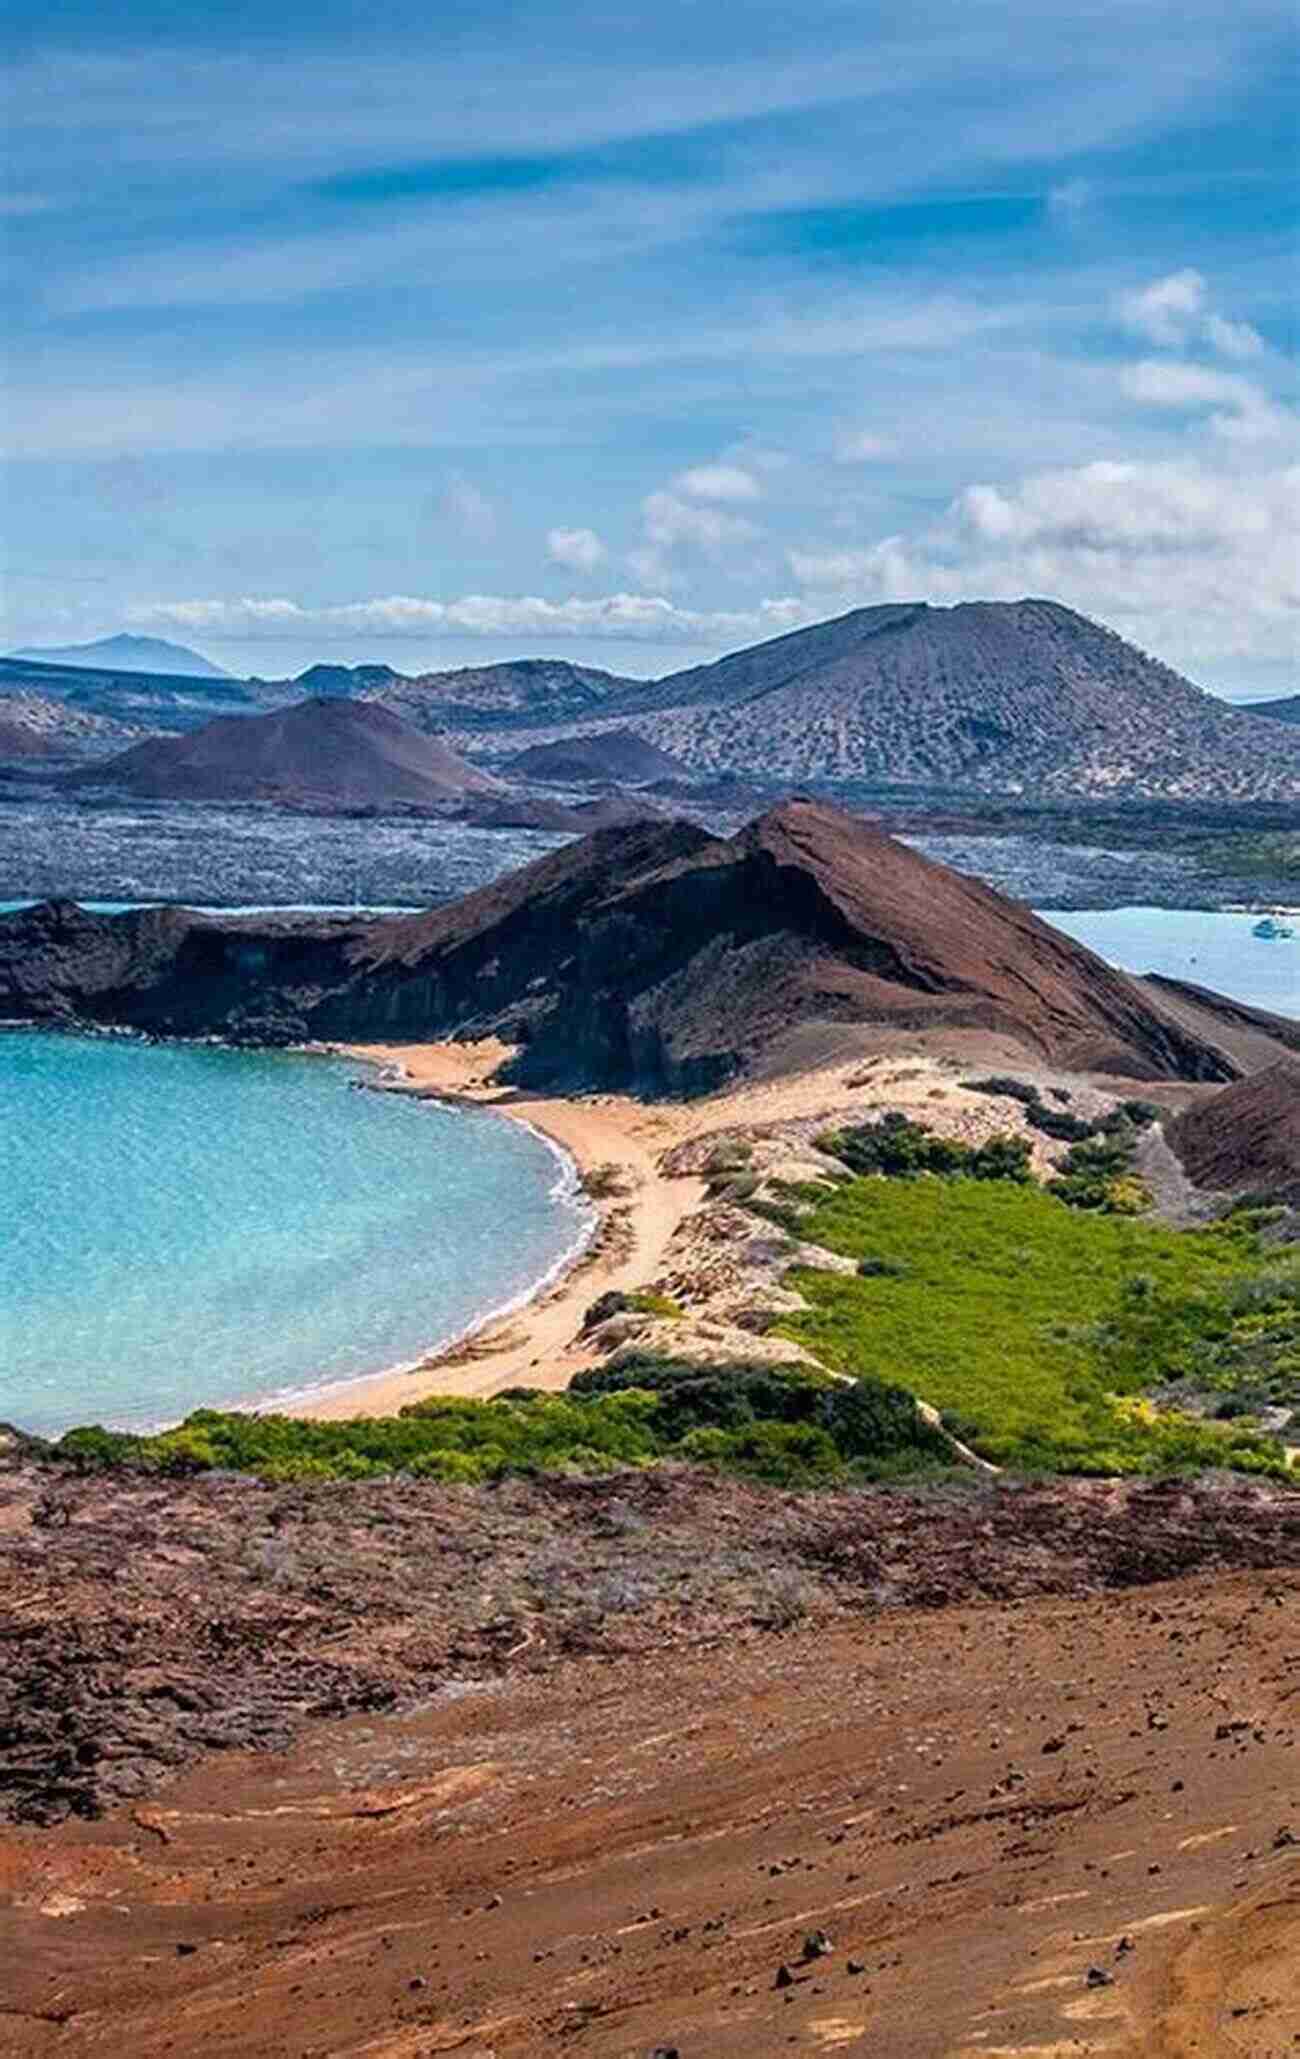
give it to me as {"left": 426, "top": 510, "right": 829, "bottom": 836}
{"left": 1037, "top": 906, "right": 1299, "bottom": 1018}
{"left": 0, "top": 1032, "right": 592, "bottom": 1438}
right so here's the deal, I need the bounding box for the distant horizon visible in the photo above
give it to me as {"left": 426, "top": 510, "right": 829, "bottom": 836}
{"left": 5, "top": 0, "right": 1296, "bottom": 706}
{"left": 7, "top": 605, "right": 1293, "bottom": 706}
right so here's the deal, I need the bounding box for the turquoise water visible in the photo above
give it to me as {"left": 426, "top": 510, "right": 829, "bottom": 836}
{"left": 0, "top": 1033, "right": 592, "bottom": 1438}
{"left": 1038, "top": 907, "right": 1299, "bottom": 1018}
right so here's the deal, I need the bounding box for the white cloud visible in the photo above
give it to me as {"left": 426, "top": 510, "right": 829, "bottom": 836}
{"left": 674, "top": 463, "right": 762, "bottom": 502}
{"left": 1122, "top": 358, "right": 1291, "bottom": 443}
{"left": 129, "top": 590, "right": 812, "bottom": 645}
{"left": 1119, "top": 268, "right": 1208, "bottom": 347}
{"left": 642, "top": 490, "right": 762, "bottom": 564}
{"left": 789, "top": 456, "right": 1300, "bottom": 664}
{"left": 833, "top": 430, "right": 896, "bottom": 463}
{"left": 1118, "top": 269, "right": 1264, "bottom": 358}
{"left": 546, "top": 526, "right": 607, "bottom": 573}
{"left": 1203, "top": 311, "right": 1266, "bottom": 360}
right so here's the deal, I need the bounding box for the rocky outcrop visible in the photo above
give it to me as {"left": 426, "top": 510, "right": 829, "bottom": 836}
{"left": 0, "top": 801, "right": 1241, "bottom": 1091}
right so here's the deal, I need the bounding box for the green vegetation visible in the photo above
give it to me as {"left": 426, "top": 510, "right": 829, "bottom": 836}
{"left": 1048, "top": 1130, "right": 1152, "bottom": 1214}
{"left": 51, "top": 1352, "right": 950, "bottom": 1489}
{"left": 820, "top": 1107, "right": 1153, "bottom": 1216}
{"left": 780, "top": 1175, "right": 1297, "bottom": 1476}
{"left": 967, "top": 1077, "right": 1160, "bottom": 1147}
{"left": 817, "top": 1113, "right": 1034, "bottom": 1183}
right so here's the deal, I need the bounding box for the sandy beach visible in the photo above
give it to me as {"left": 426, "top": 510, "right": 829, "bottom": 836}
{"left": 299, "top": 1041, "right": 708, "bottom": 1417}
{"left": 299, "top": 1037, "right": 1109, "bottom": 1420}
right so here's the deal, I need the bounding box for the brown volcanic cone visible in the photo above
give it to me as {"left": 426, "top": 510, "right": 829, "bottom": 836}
{"left": 1167, "top": 1060, "right": 1300, "bottom": 1202}
{"left": 65, "top": 695, "right": 500, "bottom": 808}
{"left": 0, "top": 799, "right": 1237, "bottom": 1090}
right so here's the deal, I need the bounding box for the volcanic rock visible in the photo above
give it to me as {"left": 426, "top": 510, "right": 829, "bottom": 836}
{"left": 0, "top": 799, "right": 1241, "bottom": 1090}
{"left": 600, "top": 598, "right": 1300, "bottom": 799}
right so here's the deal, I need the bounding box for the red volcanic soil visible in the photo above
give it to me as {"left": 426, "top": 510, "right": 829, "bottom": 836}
{"left": 1, "top": 1461, "right": 1298, "bottom": 2056}
{"left": 66, "top": 696, "right": 501, "bottom": 809}
{"left": 1168, "top": 1060, "right": 1300, "bottom": 1204}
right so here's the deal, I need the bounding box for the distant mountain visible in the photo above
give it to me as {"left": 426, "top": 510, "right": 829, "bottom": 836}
{"left": 365, "top": 658, "right": 635, "bottom": 731}
{"left": 1240, "top": 693, "right": 1300, "bottom": 726}
{"left": 65, "top": 696, "right": 502, "bottom": 812}
{"left": 10, "top": 634, "right": 230, "bottom": 679}
{"left": 505, "top": 728, "right": 689, "bottom": 784}
{"left": 0, "top": 800, "right": 1238, "bottom": 1088}
{"left": 596, "top": 600, "right": 1300, "bottom": 800}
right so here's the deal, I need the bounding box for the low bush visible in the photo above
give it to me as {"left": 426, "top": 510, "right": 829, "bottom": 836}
{"left": 582, "top": 1288, "right": 684, "bottom": 1330}
{"left": 51, "top": 1353, "right": 949, "bottom": 1492}
{"left": 966, "top": 1079, "right": 1160, "bottom": 1151}
{"left": 818, "top": 1114, "right": 1033, "bottom": 1185}
{"left": 1050, "top": 1127, "right": 1152, "bottom": 1214}
{"left": 780, "top": 1172, "right": 1295, "bottom": 1478}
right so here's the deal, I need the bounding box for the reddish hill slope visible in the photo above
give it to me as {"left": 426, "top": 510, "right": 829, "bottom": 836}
{"left": 66, "top": 696, "right": 500, "bottom": 809}
{"left": 1167, "top": 1060, "right": 1300, "bottom": 1202}
{"left": 0, "top": 800, "right": 1236, "bottom": 1090}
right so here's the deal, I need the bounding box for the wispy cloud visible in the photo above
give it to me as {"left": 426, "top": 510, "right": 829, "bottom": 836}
{"left": 6, "top": 0, "right": 1296, "bottom": 690}
{"left": 128, "top": 590, "right": 810, "bottom": 644}
{"left": 1118, "top": 268, "right": 1265, "bottom": 356}
{"left": 1121, "top": 358, "right": 1292, "bottom": 442}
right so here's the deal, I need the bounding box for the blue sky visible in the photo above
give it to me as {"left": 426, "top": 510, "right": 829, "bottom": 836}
{"left": 2, "top": 0, "right": 1296, "bottom": 693}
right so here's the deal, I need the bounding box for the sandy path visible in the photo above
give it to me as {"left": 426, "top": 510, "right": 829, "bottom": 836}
{"left": 299, "top": 1042, "right": 705, "bottom": 1417}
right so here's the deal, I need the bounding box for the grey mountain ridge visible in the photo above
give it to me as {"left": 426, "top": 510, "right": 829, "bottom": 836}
{"left": 9, "top": 634, "right": 231, "bottom": 679}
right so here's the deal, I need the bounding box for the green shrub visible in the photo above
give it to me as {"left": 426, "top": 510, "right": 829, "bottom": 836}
{"left": 50, "top": 1349, "right": 947, "bottom": 1491}
{"left": 780, "top": 1174, "right": 1293, "bottom": 1478}
{"left": 818, "top": 1115, "right": 1032, "bottom": 1186}
{"left": 1049, "top": 1127, "right": 1151, "bottom": 1214}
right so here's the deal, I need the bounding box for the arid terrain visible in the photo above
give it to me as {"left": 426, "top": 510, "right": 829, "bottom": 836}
{"left": 1, "top": 1453, "right": 1297, "bottom": 2057}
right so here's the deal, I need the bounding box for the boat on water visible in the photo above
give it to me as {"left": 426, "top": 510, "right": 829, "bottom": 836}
{"left": 1252, "top": 915, "right": 1296, "bottom": 940}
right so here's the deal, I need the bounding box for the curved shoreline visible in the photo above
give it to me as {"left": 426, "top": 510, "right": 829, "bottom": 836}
{"left": 292, "top": 1041, "right": 708, "bottom": 1419}
{"left": 245, "top": 1059, "right": 600, "bottom": 1423}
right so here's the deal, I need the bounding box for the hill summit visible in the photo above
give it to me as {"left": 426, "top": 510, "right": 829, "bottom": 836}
{"left": 0, "top": 799, "right": 1239, "bottom": 1088}
{"left": 601, "top": 599, "right": 1300, "bottom": 799}
{"left": 67, "top": 696, "right": 500, "bottom": 810}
